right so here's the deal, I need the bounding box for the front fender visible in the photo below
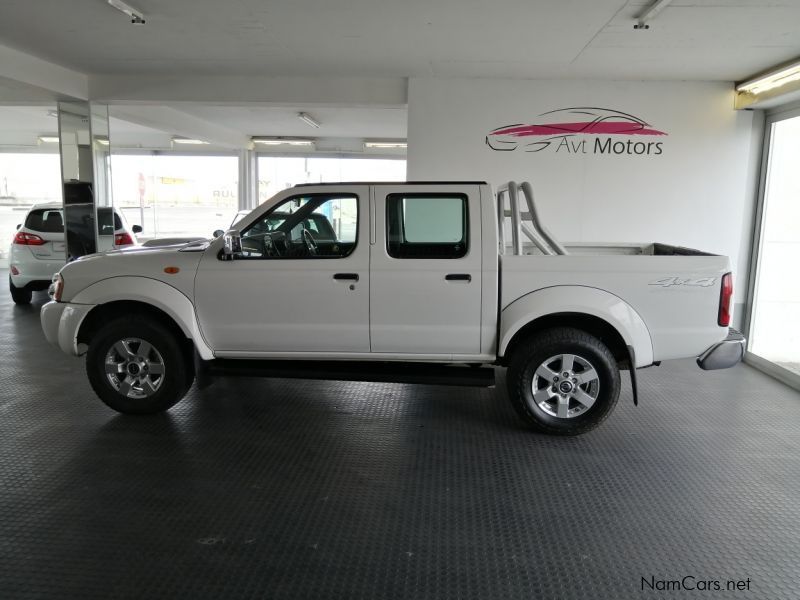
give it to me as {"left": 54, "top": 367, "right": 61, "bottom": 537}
{"left": 499, "top": 286, "right": 654, "bottom": 367}
{"left": 71, "top": 276, "right": 214, "bottom": 360}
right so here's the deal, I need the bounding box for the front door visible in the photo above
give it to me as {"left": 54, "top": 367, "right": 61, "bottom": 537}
{"left": 194, "top": 186, "right": 370, "bottom": 355}
{"left": 370, "top": 184, "right": 483, "bottom": 356}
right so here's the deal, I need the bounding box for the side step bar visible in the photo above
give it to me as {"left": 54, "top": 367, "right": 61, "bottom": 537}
{"left": 203, "top": 359, "right": 497, "bottom": 388}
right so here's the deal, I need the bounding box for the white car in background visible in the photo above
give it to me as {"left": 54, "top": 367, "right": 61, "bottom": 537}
{"left": 9, "top": 203, "right": 141, "bottom": 304}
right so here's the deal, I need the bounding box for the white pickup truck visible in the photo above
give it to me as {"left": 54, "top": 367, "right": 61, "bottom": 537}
{"left": 41, "top": 180, "right": 745, "bottom": 435}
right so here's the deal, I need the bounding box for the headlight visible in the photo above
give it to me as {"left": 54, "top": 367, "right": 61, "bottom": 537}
{"left": 49, "top": 273, "right": 64, "bottom": 302}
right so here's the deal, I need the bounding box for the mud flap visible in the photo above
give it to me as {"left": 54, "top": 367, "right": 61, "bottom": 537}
{"left": 627, "top": 345, "right": 639, "bottom": 406}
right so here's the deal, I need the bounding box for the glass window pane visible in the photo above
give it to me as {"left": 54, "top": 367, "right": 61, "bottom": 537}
{"left": 402, "top": 197, "right": 465, "bottom": 242}
{"left": 0, "top": 152, "right": 62, "bottom": 268}
{"left": 241, "top": 194, "right": 358, "bottom": 259}
{"left": 257, "top": 156, "right": 405, "bottom": 201}
{"left": 110, "top": 154, "right": 239, "bottom": 239}
{"left": 386, "top": 194, "right": 468, "bottom": 259}
{"left": 749, "top": 115, "right": 800, "bottom": 377}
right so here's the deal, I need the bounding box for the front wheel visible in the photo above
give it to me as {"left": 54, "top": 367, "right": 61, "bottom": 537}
{"left": 506, "top": 327, "right": 621, "bottom": 435}
{"left": 86, "top": 317, "right": 193, "bottom": 414}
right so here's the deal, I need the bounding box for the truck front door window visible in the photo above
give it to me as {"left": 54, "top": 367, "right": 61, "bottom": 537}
{"left": 241, "top": 194, "right": 357, "bottom": 259}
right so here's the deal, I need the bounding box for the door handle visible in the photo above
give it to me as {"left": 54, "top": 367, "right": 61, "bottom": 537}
{"left": 333, "top": 273, "right": 360, "bottom": 281}
{"left": 445, "top": 274, "right": 472, "bottom": 282}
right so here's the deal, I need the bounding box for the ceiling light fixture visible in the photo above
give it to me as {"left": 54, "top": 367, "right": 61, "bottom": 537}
{"left": 38, "top": 136, "right": 59, "bottom": 144}
{"left": 633, "top": 0, "right": 674, "bottom": 29}
{"left": 47, "top": 110, "right": 59, "bottom": 118}
{"left": 297, "top": 112, "right": 321, "bottom": 129}
{"left": 364, "top": 141, "right": 408, "bottom": 150}
{"left": 737, "top": 59, "right": 800, "bottom": 95}
{"left": 96, "top": 137, "right": 110, "bottom": 146}
{"left": 252, "top": 137, "right": 315, "bottom": 146}
{"left": 107, "top": 0, "right": 146, "bottom": 24}
{"left": 172, "top": 137, "right": 209, "bottom": 145}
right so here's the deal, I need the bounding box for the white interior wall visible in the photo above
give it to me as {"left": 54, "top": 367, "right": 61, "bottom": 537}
{"left": 407, "top": 78, "right": 761, "bottom": 311}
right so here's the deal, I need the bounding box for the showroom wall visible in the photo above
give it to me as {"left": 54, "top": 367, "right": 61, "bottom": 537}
{"left": 407, "top": 78, "right": 762, "bottom": 309}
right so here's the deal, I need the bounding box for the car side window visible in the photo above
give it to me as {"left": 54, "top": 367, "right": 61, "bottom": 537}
{"left": 386, "top": 193, "right": 468, "bottom": 259}
{"left": 240, "top": 194, "right": 358, "bottom": 259}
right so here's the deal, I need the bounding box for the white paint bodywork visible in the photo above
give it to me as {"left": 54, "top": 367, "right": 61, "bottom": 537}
{"left": 194, "top": 185, "right": 371, "bottom": 354}
{"left": 41, "top": 182, "right": 732, "bottom": 371}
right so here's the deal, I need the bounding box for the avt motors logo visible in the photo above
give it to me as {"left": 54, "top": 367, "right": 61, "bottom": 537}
{"left": 486, "top": 107, "right": 667, "bottom": 156}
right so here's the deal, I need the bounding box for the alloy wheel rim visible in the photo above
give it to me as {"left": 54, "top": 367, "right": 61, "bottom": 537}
{"left": 530, "top": 353, "right": 600, "bottom": 419}
{"left": 104, "top": 338, "right": 165, "bottom": 399}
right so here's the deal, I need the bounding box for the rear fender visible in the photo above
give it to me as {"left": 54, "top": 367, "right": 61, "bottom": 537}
{"left": 499, "top": 286, "right": 654, "bottom": 367}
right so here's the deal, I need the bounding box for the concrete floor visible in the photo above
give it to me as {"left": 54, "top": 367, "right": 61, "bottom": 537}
{"left": 1, "top": 280, "right": 799, "bottom": 599}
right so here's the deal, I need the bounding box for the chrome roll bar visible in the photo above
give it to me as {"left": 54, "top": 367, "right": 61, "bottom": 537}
{"left": 496, "top": 180, "right": 568, "bottom": 256}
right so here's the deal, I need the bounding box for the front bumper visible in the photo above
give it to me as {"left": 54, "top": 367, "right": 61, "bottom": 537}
{"left": 40, "top": 300, "right": 94, "bottom": 356}
{"left": 697, "top": 328, "right": 746, "bottom": 370}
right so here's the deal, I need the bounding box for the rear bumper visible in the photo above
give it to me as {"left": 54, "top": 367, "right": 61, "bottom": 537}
{"left": 697, "top": 328, "right": 746, "bottom": 371}
{"left": 9, "top": 247, "right": 63, "bottom": 289}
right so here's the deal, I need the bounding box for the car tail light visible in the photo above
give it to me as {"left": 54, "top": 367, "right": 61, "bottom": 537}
{"left": 50, "top": 273, "right": 64, "bottom": 302}
{"left": 13, "top": 231, "right": 46, "bottom": 246}
{"left": 10, "top": 265, "right": 19, "bottom": 275}
{"left": 114, "top": 232, "right": 134, "bottom": 246}
{"left": 718, "top": 272, "right": 733, "bottom": 327}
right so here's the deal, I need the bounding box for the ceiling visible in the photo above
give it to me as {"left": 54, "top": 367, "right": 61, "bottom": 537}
{"left": 0, "top": 1, "right": 798, "bottom": 149}
{"left": 0, "top": 104, "right": 409, "bottom": 151}
{"left": 0, "top": 0, "right": 797, "bottom": 82}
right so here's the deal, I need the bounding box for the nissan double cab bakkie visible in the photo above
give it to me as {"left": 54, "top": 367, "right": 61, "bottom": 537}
{"left": 41, "top": 180, "right": 745, "bottom": 435}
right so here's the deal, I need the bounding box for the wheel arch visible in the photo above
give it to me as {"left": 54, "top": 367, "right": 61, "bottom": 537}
{"left": 71, "top": 277, "right": 214, "bottom": 360}
{"left": 498, "top": 286, "right": 654, "bottom": 367}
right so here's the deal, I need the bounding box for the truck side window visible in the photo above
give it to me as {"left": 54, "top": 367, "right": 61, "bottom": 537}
{"left": 386, "top": 194, "right": 468, "bottom": 259}
{"left": 240, "top": 194, "right": 358, "bottom": 259}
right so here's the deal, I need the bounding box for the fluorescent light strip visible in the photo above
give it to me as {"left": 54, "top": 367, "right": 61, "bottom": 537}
{"left": 38, "top": 136, "right": 59, "bottom": 144}
{"left": 364, "top": 141, "right": 407, "bottom": 149}
{"left": 297, "top": 112, "right": 321, "bottom": 129}
{"left": 737, "top": 60, "right": 800, "bottom": 94}
{"left": 252, "top": 138, "right": 314, "bottom": 146}
{"left": 172, "top": 137, "right": 209, "bottom": 145}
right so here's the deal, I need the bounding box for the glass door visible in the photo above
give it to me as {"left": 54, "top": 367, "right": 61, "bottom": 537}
{"left": 747, "top": 112, "right": 800, "bottom": 383}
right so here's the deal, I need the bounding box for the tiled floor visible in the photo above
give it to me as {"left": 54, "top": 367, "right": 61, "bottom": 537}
{"left": 1, "top": 281, "right": 799, "bottom": 599}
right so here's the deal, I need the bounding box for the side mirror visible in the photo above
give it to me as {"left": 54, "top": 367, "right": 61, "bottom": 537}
{"left": 221, "top": 229, "right": 242, "bottom": 261}
{"left": 212, "top": 229, "right": 224, "bottom": 238}
{"left": 132, "top": 224, "right": 143, "bottom": 234}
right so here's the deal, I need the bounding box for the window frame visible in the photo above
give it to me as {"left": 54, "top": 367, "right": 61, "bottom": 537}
{"left": 239, "top": 192, "right": 360, "bottom": 260}
{"left": 385, "top": 192, "right": 469, "bottom": 260}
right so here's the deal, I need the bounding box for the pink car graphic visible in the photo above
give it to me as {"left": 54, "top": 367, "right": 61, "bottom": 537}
{"left": 486, "top": 107, "right": 667, "bottom": 152}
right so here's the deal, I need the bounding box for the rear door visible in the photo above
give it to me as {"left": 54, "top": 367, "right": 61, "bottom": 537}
{"left": 370, "top": 185, "right": 483, "bottom": 356}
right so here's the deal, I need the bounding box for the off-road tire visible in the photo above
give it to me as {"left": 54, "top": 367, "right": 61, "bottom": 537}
{"left": 86, "top": 316, "right": 193, "bottom": 414}
{"left": 506, "top": 327, "right": 621, "bottom": 435}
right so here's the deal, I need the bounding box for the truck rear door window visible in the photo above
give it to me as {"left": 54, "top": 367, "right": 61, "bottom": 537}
{"left": 386, "top": 194, "right": 468, "bottom": 259}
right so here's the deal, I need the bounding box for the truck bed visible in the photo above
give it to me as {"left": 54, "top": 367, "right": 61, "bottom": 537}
{"left": 513, "top": 242, "right": 717, "bottom": 256}
{"left": 499, "top": 248, "right": 731, "bottom": 363}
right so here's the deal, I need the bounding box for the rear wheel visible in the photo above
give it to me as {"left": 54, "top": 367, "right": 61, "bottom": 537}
{"left": 506, "top": 327, "right": 621, "bottom": 435}
{"left": 86, "top": 316, "right": 192, "bottom": 414}
{"left": 9, "top": 277, "right": 32, "bottom": 305}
